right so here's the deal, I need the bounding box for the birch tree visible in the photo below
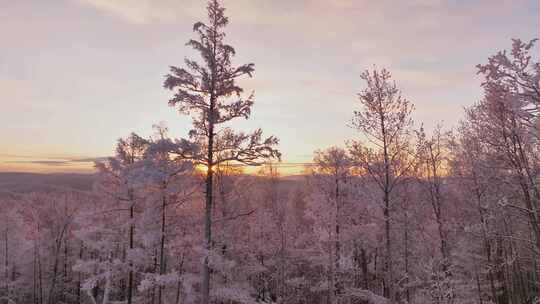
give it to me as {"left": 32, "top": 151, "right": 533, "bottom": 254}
{"left": 416, "top": 126, "right": 455, "bottom": 301}
{"left": 349, "top": 68, "right": 416, "bottom": 301}
{"left": 310, "top": 147, "right": 352, "bottom": 303}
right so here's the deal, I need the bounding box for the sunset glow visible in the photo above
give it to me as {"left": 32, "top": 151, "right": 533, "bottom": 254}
{"left": 2, "top": 1, "right": 539, "bottom": 174}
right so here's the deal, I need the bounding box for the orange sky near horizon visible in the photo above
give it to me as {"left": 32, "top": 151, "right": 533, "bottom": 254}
{"left": 0, "top": 154, "right": 311, "bottom": 175}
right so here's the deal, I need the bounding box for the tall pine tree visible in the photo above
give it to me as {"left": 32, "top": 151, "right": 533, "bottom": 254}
{"left": 164, "top": 1, "right": 280, "bottom": 302}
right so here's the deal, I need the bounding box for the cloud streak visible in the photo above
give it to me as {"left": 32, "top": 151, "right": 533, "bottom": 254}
{"left": 1, "top": 155, "right": 109, "bottom": 168}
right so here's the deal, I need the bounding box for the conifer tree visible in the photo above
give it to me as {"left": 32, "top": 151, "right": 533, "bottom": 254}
{"left": 164, "top": 1, "right": 280, "bottom": 302}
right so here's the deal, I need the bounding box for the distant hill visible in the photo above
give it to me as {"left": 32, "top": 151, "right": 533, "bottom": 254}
{"left": 0, "top": 172, "right": 307, "bottom": 196}
{"left": 0, "top": 172, "right": 96, "bottom": 193}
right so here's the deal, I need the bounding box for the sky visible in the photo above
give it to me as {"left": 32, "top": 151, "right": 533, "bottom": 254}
{"left": 1, "top": 0, "right": 539, "bottom": 174}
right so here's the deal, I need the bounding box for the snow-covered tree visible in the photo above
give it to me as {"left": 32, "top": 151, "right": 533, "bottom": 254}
{"left": 349, "top": 68, "right": 417, "bottom": 301}
{"left": 163, "top": 1, "right": 280, "bottom": 302}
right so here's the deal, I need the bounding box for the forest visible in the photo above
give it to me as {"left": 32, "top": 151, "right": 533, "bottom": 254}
{"left": 1, "top": 1, "right": 540, "bottom": 304}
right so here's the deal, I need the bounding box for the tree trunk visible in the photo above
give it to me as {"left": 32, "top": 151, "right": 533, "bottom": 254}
{"left": 404, "top": 204, "right": 410, "bottom": 304}
{"left": 158, "top": 181, "right": 167, "bottom": 304}
{"left": 334, "top": 175, "right": 341, "bottom": 299}
{"left": 383, "top": 190, "right": 391, "bottom": 300}
{"left": 127, "top": 190, "right": 134, "bottom": 304}
{"left": 4, "top": 227, "right": 8, "bottom": 298}
{"left": 77, "top": 242, "right": 84, "bottom": 304}
{"left": 201, "top": 93, "right": 215, "bottom": 304}
{"left": 37, "top": 228, "right": 43, "bottom": 304}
